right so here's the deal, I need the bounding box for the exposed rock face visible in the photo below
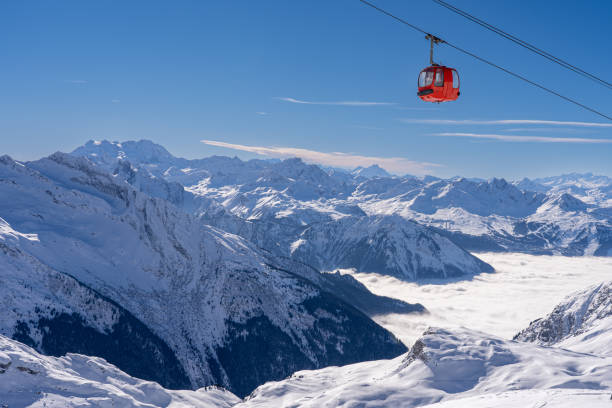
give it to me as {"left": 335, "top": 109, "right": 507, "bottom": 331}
{"left": 0, "top": 219, "right": 189, "bottom": 389}
{"left": 514, "top": 281, "right": 611, "bottom": 355}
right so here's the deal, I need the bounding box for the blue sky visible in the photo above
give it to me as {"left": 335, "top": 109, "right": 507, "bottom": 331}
{"left": 1, "top": 0, "right": 610, "bottom": 178}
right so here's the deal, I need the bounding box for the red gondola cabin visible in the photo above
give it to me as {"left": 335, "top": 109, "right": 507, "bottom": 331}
{"left": 417, "top": 66, "right": 460, "bottom": 102}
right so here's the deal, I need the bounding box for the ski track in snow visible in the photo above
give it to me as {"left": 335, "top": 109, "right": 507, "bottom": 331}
{"left": 343, "top": 252, "right": 612, "bottom": 346}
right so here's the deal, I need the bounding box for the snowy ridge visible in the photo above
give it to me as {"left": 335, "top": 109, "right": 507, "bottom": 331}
{"left": 291, "top": 214, "right": 492, "bottom": 279}
{"left": 0, "top": 334, "right": 240, "bottom": 408}
{"left": 236, "top": 326, "right": 612, "bottom": 407}
{"left": 514, "top": 281, "right": 611, "bottom": 355}
{"left": 0, "top": 152, "right": 407, "bottom": 397}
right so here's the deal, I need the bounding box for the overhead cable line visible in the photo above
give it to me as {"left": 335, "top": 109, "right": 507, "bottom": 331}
{"left": 432, "top": 0, "right": 612, "bottom": 90}
{"left": 357, "top": 0, "right": 612, "bottom": 121}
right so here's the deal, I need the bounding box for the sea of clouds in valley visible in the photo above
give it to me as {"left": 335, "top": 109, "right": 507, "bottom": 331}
{"left": 344, "top": 252, "right": 612, "bottom": 345}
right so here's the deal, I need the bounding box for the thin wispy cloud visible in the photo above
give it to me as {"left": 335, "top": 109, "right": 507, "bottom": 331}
{"left": 401, "top": 119, "right": 612, "bottom": 128}
{"left": 256, "top": 111, "right": 269, "bottom": 115}
{"left": 276, "top": 97, "right": 395, "bottom": 106}
{"left": 502, "top": 127, "right": 587, "bottom": 134}
{"left": 65, "top": 79, "right": 88, "bottom": 84}
{"left": 111, "top": 99, "right": 121, "bottom": 104}
{"left": 201, "top": 140, "right": 440, "bottom": 174}
{"left": 434, "top": 132, "right": 612, "bottom": 144}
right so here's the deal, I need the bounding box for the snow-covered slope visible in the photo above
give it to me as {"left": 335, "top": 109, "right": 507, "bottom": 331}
{"left": 236, "top": 326, "right": 612, "bottom": 408}
{"left": 0, "top": 216, "right": 191, "bottom": 389}
{"left": 417, "top": 390, "right": 611, "bottom": 408}
{"left": 514, "top": 281, "right": 611, "bottom": 356}
{"left": 0, "top": 334, "right": 240, "bottom": 408}
{"left": 0, "top": 153, "right": 407, "bottom": 397}
{"left": 290, "top": 214, "right": 492, "bottom": 279}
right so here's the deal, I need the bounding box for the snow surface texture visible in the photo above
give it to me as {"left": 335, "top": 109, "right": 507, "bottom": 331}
{"left": 515, "top": 280, "right": 611, "bottom": 356}
{"left": 415, "top": 390, "right": 611, "bottom": 408}
{"left": 237, "top": 326, "right": 612, "bottom": 408}
{"left": 344, "top": 253, "right": 612, "bottom": 346}
{"left": 0, "top": 153, "right": 406, "bottom": 397}
{"left": 0, "top": 334, "right": 240, "bottom": 408}
{"left": 73, "top": 140, "right": 612, "bottom": 259}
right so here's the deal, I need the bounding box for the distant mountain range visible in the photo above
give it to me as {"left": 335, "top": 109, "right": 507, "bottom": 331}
{"left": 74, "top": 140, "right": 612, "bottom": 258}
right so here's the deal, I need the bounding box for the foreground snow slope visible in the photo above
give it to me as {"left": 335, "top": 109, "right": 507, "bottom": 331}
{"left": 0, "top": 334, "right": 240, "bottom": 408}
{"left": 0, "top": 153, "right": 406, "bottom": 397}
{"left": 418, "top": 389, "right": 611, "bottom": 408}
{"left": 237, "top": 326, "right": 612, "bottom": 408}
{"left": 515, "top": 280, "right": 611, "bottom": 356}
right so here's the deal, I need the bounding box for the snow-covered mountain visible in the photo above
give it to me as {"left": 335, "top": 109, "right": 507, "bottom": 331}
{"left": 514, "top": 281, "right": 611, "bottom": 356}
{"left": 0, "top": 153, "right": 408, "bottom": 397}
{"left": 73, "top": 140, "right": 612, "bottom": 258}
{"left": 0, "top": 334, "right": 240, "bottom": 408}
{"left": 236, "top": 326, "right": 612, "bottom": 407}
{"left": 288, "top": 214, "right": 492, "bottom": 279}
{"left": 353, "top": 176, "right": 612, "bottom": 256}
{"left": 351, "top": 164, "right": 392, "bottom": 179}
{"left": 72, "top": 140, "right": 493, "bottom": 280}
{"left": 515, "top": 173, "right": 612, "bottom": 206}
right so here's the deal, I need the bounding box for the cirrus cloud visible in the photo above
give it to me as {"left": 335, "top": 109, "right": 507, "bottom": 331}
{"left": 433, "top": 132, "right": 612, "bottom": 143}
{"left": 200, "top": 139, "right": 440, "bottom": 175}
{"left": 401, "top": 119, "right": 612, "bottom": 128}
{"left": 275, "top": 97, "right": 395, "bottom": 106}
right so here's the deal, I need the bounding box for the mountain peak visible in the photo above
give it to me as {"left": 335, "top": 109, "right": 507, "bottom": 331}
{"left": 547, "top": 192, "right": 589, "bottom": 212}
{"left": 74, "top": 139, "right": 175, "bottom": 167}
{"left": 351, "top": 164, "right": 391, "bottom": 179}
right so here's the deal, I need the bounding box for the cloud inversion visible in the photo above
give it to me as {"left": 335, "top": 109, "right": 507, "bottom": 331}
{"left": 201, "top": 140, "right": 439, "bottom": 174}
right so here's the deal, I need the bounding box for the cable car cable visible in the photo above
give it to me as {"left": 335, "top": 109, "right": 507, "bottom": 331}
{"left": 431, "top": 0, "right": 612, "bottom": 90}
{"left": 357, "top": 0, "right": 612, "bottom": 121}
